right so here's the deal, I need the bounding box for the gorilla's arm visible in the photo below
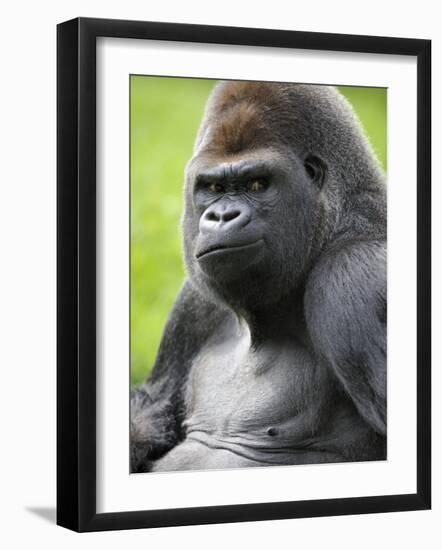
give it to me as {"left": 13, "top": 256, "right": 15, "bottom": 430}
{"left": 305, "top": 241, "right": 386, "bottom": 435}
{"left": 130, "top": 281, "right": 228, "bottom": 472}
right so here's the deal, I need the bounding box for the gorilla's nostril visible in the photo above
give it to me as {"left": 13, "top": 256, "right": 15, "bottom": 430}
{"left": 206, "top": 211, "right": 220, "bottom": 222}
{"left": 222, "top": 209, "right": 241, "bottom": 222}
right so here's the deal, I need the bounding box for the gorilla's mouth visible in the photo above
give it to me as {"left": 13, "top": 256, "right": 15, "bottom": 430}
{"left": 196, "top": 239, "right": 264, "bottom": 259}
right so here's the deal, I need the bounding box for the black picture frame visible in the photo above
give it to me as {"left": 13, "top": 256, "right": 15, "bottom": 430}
{"left": 57, "top": 17, "right": 431, "bottom": 532}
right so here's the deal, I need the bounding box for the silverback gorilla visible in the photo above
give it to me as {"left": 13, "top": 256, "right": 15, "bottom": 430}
{"left": 130, "top": 81, "right": 387, "bottom": 473}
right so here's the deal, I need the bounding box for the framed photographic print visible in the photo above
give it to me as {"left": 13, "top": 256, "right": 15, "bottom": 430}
{"left": 57, "top": 17, "right": 431, "bottom": 532}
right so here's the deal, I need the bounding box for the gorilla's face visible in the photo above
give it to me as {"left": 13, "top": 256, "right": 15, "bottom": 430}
{"left": 183, "top": 145, "right": 326, "bottom": 310}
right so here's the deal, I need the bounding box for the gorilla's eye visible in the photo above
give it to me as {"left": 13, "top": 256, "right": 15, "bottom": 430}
{"left": 304, "top": 155, "right": 326, "bottom": 188}
{"left": 209, "top": 182, "right": 225, "bottom": 193}
{"left": 248, "top": 179, "right": 268, "bottom": 193}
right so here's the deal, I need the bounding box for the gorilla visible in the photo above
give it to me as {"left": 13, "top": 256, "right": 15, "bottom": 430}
{"left": 131, "top": 81, "right": 387, "bottom": 473}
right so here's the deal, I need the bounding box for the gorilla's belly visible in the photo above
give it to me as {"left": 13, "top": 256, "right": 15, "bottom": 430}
{"left": 151, "top": 332, "right": 346, "bottom": 472}
{"left": 151, "top": 439, "right": 264, "bottom": 472}
{"left": 151, "top": 434, "right": 342, "bottom": 472}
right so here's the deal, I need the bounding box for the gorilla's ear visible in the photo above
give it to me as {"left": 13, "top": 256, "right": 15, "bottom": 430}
{"left": 304, "top": 154, "right": 326, "bottom": 189}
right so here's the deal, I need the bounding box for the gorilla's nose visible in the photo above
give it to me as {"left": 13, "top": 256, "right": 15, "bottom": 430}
{"left": 199, "top": 202, "right": 251, "bottom": 234}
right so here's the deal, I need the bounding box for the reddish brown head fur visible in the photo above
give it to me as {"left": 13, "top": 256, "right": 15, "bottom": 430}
{"left": 200, "top": 81, "right": 283, "bottom": 154}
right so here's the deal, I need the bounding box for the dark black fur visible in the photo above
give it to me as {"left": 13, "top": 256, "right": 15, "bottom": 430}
{"left": 131, "top": 82, "right": 386, "bottom": 473}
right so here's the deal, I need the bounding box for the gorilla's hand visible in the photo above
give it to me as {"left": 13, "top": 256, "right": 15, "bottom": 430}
{"left": 130, "top": 386, "right": 178, "bottom": 472}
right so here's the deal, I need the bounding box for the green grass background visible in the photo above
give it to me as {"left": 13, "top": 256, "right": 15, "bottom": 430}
{"left": 130, "top": 76, "right": 387, "bottom": 386}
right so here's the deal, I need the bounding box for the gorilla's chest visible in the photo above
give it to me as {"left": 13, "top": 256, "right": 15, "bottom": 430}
{"left": 183, "top": 333, "right": 318, "bottom": 440}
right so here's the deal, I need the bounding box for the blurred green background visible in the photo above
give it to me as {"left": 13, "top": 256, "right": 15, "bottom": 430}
{"left": 130, "top": 76, "right": 387, "bottom": 385}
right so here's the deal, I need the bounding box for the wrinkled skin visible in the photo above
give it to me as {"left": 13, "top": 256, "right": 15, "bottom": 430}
{"left": 131, "top": 82, "right": 387, "bottom": 473}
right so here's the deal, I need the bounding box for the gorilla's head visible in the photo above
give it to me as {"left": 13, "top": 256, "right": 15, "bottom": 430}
{"left": 182, "top": 81, "right": 386, "bottom": 312}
